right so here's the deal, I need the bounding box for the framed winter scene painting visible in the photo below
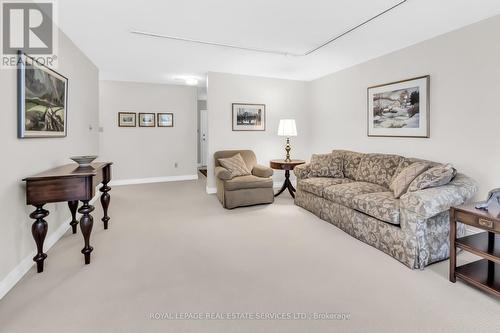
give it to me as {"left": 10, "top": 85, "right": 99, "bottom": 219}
{"left": 367, "top": 76, "right": 430, "bottom": 138}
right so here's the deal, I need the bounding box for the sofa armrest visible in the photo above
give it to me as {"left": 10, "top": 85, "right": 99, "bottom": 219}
{"left": 400, "top": 173, "right": 478, "bottom": 219}
{"left": 252, "top": 164, "right": 273, "bottom": 178}
{"left": 294, "top": 163, "right": 311, "bottom": 180}
{"left": 215, "top": 166, "right": 232, "bottom": 180}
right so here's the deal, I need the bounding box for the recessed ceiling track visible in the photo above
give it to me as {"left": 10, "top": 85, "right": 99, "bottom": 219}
{"left": 131, "top": 0, "right": 408, "bottom": 57}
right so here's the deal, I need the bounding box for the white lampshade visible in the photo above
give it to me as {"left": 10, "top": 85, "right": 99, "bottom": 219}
{"left": 277, "top": 119, "right": 297, "bottom": 137}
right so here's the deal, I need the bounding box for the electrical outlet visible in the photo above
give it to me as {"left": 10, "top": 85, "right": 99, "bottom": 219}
{"left": 174, "top": 162, "right": 178, "bottom": 168}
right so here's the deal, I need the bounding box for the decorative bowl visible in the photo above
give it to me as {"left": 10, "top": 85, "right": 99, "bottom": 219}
{"left": 70, "top": 155, "right": 98, "bottom": 167}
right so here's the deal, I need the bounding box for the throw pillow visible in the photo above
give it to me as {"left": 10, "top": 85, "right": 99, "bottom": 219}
{"left": 218, "top": 153, "right": 251, "bottom": 177}
{"left": 390, "top": 162, "right": 430, "bottom": 198}
{"left": 309, "top": 152, "right": 343, "bottom": 178}
{"left": 408, "top": 163, "right": 457, "bottom": 192}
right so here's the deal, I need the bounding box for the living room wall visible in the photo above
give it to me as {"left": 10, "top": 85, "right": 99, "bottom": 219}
{"left": 308, "top": 14, "right": 500, "bottom": 199}
{"left": 0, "top": 31, "right": 99, "bottom": 296}
{"left": 206, "top": 72, "right": 310, "bottom": 192}
{"left": 99, "top": 81, "right": 198, "bottom": 182}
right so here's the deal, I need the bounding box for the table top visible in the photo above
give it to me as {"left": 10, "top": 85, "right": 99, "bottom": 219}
{"left": 270, "top": 159, "right": 306, "bottom": 170}
{"left": 453, "top": 203, "right": 500, "bottom": 222}
{"left": 23, "top": 162, "right": 112, "bottom": 181}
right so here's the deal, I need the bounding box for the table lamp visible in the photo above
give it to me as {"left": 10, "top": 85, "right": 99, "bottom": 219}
{"left": 277, "top": 119, "right": 297, "bottom": 162}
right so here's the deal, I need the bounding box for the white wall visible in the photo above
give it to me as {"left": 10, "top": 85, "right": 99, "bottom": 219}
{"left": 308, "top": 15, "right": 500, "bottom": 199}
{"left": 206, "top": 72, "right": 310, "bottom": 190}
{"left": 99, "top": 81, "right": 198, "bottom": 181}
{"left": 0, "top": 31, "right": 99, "bottom": 290}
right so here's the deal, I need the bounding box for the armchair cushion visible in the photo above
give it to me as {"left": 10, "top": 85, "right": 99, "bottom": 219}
{"left": 224, "top": 175, "right": 273, "bottom": 191}
{"left": 252, "top": 164, "right": 273, "bottom": 178}
{"left": 215, "top": 166, "right": 232, "bottom": 180}
{"left": 218, "top": 153, "right": 251, "bottom": 177}
{"left": 309, "top": 152, "right": 343, "bottom": 178}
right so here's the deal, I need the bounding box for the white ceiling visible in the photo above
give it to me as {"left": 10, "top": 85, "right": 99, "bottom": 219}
{"left": 58, "top": 0, "right": 500, "bottom": 86}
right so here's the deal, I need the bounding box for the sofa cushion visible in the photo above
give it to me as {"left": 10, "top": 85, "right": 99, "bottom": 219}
{"left": 224, "top": 175, "right": 273, "bottom": 191}
{"left": 335, "top": 150, "right": 364, "bottom": 180}
{"left": 218, "top": 153, "right": 251, "bottom": 177}
{"left": 298, "top": 177, "right": 353, "bottom": 197}
{"left": 390, "top": 162, "right": 430, "bottom": 198}
{"left": 355, "top": 153, "right": 403, "bottom": 187}
{"left": 408, "top": 164, "right": 457, "bottom": 192}
{"left": 352, "top": 192, "right": 400, "bottom": 225}
{"left": 323, "top": 181, "right": 388, "bottom": 208}
{"left": 309, "top": 152, "right": 343, "bottom": 178}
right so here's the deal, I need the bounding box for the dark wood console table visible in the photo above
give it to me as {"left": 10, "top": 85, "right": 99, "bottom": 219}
{"left": 23, "top": 162, "right": 112, "bottom": 273}
{"left": 450, "top": 204, "right": 499, "bottom": 297}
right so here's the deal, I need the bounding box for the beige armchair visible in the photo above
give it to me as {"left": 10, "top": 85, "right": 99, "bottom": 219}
{"left": 214, "top": 150, "right": 274, "bottom": 209}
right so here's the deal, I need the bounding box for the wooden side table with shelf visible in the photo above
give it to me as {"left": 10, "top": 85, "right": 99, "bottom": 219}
{"left": 450, "top": 204, "right": 500, "bottom": 297}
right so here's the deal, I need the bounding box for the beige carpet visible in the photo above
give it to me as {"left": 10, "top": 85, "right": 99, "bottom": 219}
{"left": 0, "top": 179, "right": 498, "bottom": 333}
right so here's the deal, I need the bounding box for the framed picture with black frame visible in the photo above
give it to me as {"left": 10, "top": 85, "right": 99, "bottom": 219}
{"left": 138, "top": 113, "right": 155, "bottom": 127}
{"left": 232, "top": 103, "right": 266, "bottom": 131}
{"left": 118, "top": 112, "right": 136, "bottom": 127}
{"left": 18, "top": 52, "right": 69, "bottom": 138}
{"left": 157, "top": 113, "right": 173, "bottom": 127}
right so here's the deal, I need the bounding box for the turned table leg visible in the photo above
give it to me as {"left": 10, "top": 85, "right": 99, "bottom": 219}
{"left": 100, "top": 181, "right": 111, "bottom": 230}
{"left": 79, "top": 200, "right": 94, "bottom": 265}
{"left": 68, "top": 200, "right": 79, "bottom": 234}
{"left": 30, "top": 204, "right": 49, "bottom": 273}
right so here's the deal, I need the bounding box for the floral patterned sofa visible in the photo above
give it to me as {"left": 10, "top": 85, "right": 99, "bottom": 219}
{"left": 294, "top": 150, "right": 478, "bottom": 269}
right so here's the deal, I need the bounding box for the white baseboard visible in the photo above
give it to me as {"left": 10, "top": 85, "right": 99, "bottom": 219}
{"left": 110, "top": 174, "right": 198, "bottom": 186}
{"left": 0, "top": 192, "right": 100, "bottom": 300}
{"left": 206, "top": 186, "right": 216, "bottom": 194}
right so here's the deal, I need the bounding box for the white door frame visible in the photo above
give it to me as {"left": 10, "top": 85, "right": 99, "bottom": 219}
{"left": 200, "top": 109, "right": 208, "bottom": 167}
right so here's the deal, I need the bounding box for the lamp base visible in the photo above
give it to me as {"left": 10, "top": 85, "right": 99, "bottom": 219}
{"left": 284, "top": 138, "right": 291, "bottom": 162}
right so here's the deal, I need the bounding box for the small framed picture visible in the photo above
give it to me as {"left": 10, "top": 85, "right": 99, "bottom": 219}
{"left": 139, "top": 113, "right": 155, "bottom": 127}
{"left": 367, "top": 76, "right": 430, "bottom": 138}
{"left": 157, "top": 113, "right": 174, "bottom": 127}
{"left": 118, "top": 112, "right": 136, "bottom": 127}
{"left": 232, "top": 103, "right": 266, "bottom": 131}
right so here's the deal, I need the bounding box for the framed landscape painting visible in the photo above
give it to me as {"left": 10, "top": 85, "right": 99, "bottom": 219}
{"left": 367, "top": 76, "right": 430, "bottom": 138}
{"left": 18, "top": 53, "right": 68, "bottom": 138}
{"left": 139, "top": 113, "right": 155, "bottom": 127}
{"left": 232, "top": 103, "right": 265, "bottom": 131}
{"left": 157, "top": 113, "right": 173, "bottom": 127}
{"left": 118, "top": 112, "right": 136, "bottom": 127}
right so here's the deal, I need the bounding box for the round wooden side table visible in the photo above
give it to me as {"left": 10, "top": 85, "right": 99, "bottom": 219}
{"left": 270, "top": 159, "right": 305, "bottom": 198}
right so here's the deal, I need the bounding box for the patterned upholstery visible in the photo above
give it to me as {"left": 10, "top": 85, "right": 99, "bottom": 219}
{"left": 352, "top": 192, "right": 400, "bottom": 225}
{"left": 323, "top": 182, "right": 388, "bottom": 208}
{"left": 298, "top": 177, "right": 353, "bottom": 197}
{"left": 335, "top": 150, "right": 364, "bottom": 180}
{"left": 294, "top": 150, "right": 478, "bottom": 269}
{"left": 294, "top": 163, "right": 311, "bottom": 180}
{"left": 355, "top": 153, "right": 403, "bottom": 187}
{"left": 217, "top": 153, "right": 251, "bottom": 177}
{"left": 408, "top": 164, "right": 457, "bottom": 192}
{"left": 309, "top": 152, "right": 343, "bottom": 178}
{"left": 390, "top": 162, "right": 430, "bottom": 198}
